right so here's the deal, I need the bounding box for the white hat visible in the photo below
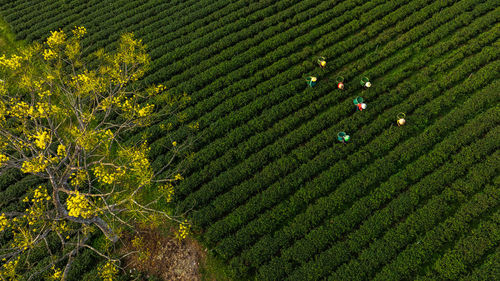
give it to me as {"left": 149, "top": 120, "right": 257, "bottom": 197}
{"left": 365, "top": 82, "right": 371, "bottom": 88}
{"left": 361, "top": 103, "right": 367, "bottom": 109}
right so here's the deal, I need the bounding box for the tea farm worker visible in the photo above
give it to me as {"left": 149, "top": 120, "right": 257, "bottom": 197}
{"left": 306, "top": 76, "right": 317, "bottom": 87}
{"left": 360, "top": 76, "right": 371, "bottom": 88}
{"left": 397, "top": 113, "right": 406, "bottom": 126}
{"left": 337, "top": 132, "right": 350, "bottom": 143}
{"left": 353, "top": 96, "right": 367, "bottom": 111}
{"left": 318, "top": 56, "right": 326, "bottom": 68}
{"left": 336, "top": 76, "right": 345, "bottom": 90}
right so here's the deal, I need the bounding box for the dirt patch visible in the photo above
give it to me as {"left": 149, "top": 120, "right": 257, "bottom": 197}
{"left": 121, "top": 225, "right": 205, "bottom": 281}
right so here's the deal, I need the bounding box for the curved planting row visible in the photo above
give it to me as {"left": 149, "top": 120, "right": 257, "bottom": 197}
{"left": 81, "top": 0, "right": 234, "bottom": 56}
{"left": 458, "top": 244, "right": 500, "bottom": 281}
{"left": 417, "top": 194, "right": 500, "bottom": 281}
{"left": 218, "top": 48, "right": 499, "bottom": 274}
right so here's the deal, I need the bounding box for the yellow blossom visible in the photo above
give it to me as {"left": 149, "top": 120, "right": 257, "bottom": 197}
{"left": 72, "top": 26, "right": 86, "bottom": 39}
{"left": 172, "top": 141, "right": 177, "bottom": 147}
{"left": 98, "top": 261, "right": 118, "bottom": 281}
{"left": 33, "top": 131, "right": 50, "bottom": 149}
{"left": 46, "top": 30, "right": 66, "bottom": 48}
{"left": 21, "top": 154, "right": 52, "bottom": 173}
{"left": 57, "top": 144, "right": 66, "bottom": 157}
{"left": 175, "top": 219, "right": 190, "bottom": 241}
{"left": 66, "top": 191, "right": 93, "bottom": 219}
{"left": 159, "top": 183, "right": 174, "bottom": 203}
{"left": 48, "top": 266, "right": 62, "bottom": 280}
{"left": 0, "top": 213, "right": 9, "bottom": 232}
{"left": 43, "top": 48, "right": 57, "bottom": 60}
{"left": 0, "top": 54, "right": 23, "bottom": 70}
{"left": 0, "top": 153, "right": 9, "bottom": 167}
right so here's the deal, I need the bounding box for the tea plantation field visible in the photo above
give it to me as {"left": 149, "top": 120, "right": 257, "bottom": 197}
{"left": 1, "top": 0, "right": 499, "bottom": 280}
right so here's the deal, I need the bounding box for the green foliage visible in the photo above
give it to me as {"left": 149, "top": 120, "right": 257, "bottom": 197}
{"left": 1, "top": 0, "right": 498, "bottom": 280}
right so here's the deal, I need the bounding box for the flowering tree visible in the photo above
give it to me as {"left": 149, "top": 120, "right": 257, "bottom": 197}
{"left": 0, "top": 27, "right": 190, "bottom": 280}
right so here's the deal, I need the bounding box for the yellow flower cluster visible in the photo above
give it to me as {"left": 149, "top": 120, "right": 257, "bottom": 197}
{"left": 146, "top": 84, "right": 166, "bottom": 96}
{"left": 24, "top": 185, "right": 51, "bottom": 203}
{"left": 48, "top": 266, "right": 62, "bottom": 280}
{"left": 175, "top": 219, "right": 190, "bottom": 241}
{"left": 174, "top": 173, "right": 184, "bottom": 181}
{"left": 8, "top": 100, "right": 32, "bottom": 119}
{"left": 0, "top": 213, "right": 8, "bottom": 232}
{"left": 21, "top": 186, "right": 51, "bottom": 227}
{"left": 36, "top": 102, "right": 50, "bottom": 117}
{"left": 137, "top": 103, "right": 154, "bottom": 117}
{"left": 43, "top": 48, "right": 57, "bottom": 60}
{"left": 12, "top": 226, "right": 32, "bottom": 251}
{"left": 93, "top": 165, "right": 125, "bottom": 185}
{"left": 188, "top": 121, "right": 200, "bottom": 130}
{"left": 39, "top": 90, "right": 52, "bottom": 98}
{"left": 70, "top": 71, "right": 103, "bottom": 95}
{"left": 113, "top": 96, "right": 154, "bottom": 120}
{"left": 66, "top": 191, "right": 93, "bottom": 219}
{"left": 0, "top": 257, "right": 20, "bottom": 279}
{"left": 0, "top": 153, "right": 9, "bottom": 167}
{"left": 21, "top": 154, "right": 53, "bottom": 173}
{"left": 57, "top": 144, "right": 66, "bottom": 157}
{"left": 0, "top": 54, "right": 23, "bottom": 70}
{"left": 159, "top": 183, "right": 174, "bottom": 203}
{"left": 98, "top": 261, "right": 118, "bottom": 281}
{"left": 33, "top": 130, "right": 50, "bottom": 150}
{"left": 72, "top": 26, "right": 87, "bottom": 39}
{"left": 46, "top": 30, "right": 66, "bottom": 48}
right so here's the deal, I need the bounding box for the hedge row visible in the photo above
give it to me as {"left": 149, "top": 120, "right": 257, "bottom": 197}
{"left": 201, "top": 12, "right": 499, "bottom": 249}
{"left": 458, "top": 243, "right": 500, "bottom": 281}
{"left": 220, "top": 52, "right": 500, "bottom": 273}
{"left": 149, "top": 0, "right": 316, "bottom": 81}
{"left": 0, "top": 169, "right": 22, "bottom": 192}
{"left": 145, "top": 0, "right": 303, "bottom": 83}
{"left": 138, "top": 0, "right": 236, "bottom": 53}
{"left": 0, "top": 175, "right": 42, "bottom": 209}
{"left": 82, "top": 0, "right": 246, "bottom": 56}
{"left": 15, "top": 0, "right": 115, "bottom": 41}
{"left": 368, "top": 176, "right": 500, "bottom": 281}
{"left": 425, "top": 208, "right": 500, "bottom": 280}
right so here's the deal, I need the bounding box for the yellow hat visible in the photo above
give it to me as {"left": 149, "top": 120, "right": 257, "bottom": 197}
{"left": 321, "top": 61, "right": 326, "bottom": 66}
{"left": 311, "top": 77, "right": 317, "bottom": 82}
{"left": 398, "top": 118, "right": 406, "bottom": 125}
